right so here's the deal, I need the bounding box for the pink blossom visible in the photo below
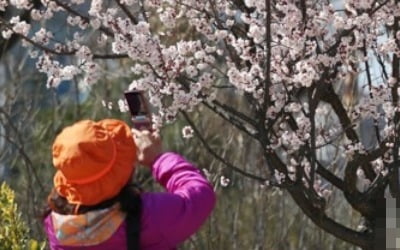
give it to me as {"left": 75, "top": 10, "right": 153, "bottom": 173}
{"left": 10, "top": 16, "right": 30, "bottom": 36}
{"left": 30, "top": 9, "right": 43, "bottom": 21}
{"left": 10, "top": 0, "right": 32, "bottom": 9}
{"left": 182, "top": 126, "right": 194, "bottom": 139}
{"left": 1, "top": 29, "right": 12, "bottom": 39}
{"left": 89, "top": 0, "right": 103, "bottom": 16}
{"left": 0, "top": 0, "right": 8, "bottom": 11}
{"left": 32, "top": 28, "right": 52, "bottom": 45}
{"left": 118, "top": 99, "right": 129, "bottom": 113}
{"left": 220, "top": 176, "right": 230, "bottom": 187}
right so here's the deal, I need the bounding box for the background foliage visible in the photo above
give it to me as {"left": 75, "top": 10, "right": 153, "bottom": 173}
{"left": 0, "top": 182, "right": 46, "bottom": 250}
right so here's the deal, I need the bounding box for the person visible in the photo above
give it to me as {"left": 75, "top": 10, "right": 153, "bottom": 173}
{"left": 43, "top": 119, "right": 216, "bottom": 250}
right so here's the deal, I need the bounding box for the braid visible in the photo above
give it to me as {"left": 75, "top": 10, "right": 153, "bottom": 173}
{"left": 118, "top": 185, "right": 142, "bottom": 250}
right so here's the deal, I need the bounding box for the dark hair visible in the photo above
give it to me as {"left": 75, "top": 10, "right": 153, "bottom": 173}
{"left": 43, "top": 184, "right": 142, "bottom": 250}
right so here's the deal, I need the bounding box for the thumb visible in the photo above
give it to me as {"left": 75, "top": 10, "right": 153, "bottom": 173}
{"left": 131, "top": 128, "right": 142, "bottom": 137}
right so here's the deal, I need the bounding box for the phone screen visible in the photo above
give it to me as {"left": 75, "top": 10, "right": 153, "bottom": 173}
{"left": 124, "top": 91, "right": 151, "bottom": 129}
{"left": 124, "top": 91, "right": 146, "bottom": 116}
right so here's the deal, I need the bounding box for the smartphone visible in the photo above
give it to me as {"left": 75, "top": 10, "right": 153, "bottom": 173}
{"left": 124, "top": 90, "right": 152, "bottom": 130}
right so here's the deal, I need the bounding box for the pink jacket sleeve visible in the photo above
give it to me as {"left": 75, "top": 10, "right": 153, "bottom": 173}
{"left": 142, "top": 152, "right": 216, "bottom": 247}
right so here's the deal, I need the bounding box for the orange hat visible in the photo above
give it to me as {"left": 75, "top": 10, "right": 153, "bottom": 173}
{"left": 52, "top": 119, "right": 136, "bottom": 206}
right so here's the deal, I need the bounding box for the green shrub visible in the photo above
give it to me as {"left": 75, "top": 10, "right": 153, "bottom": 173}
{"left": 0, "top": 182, "right": 46, "bottom": 250}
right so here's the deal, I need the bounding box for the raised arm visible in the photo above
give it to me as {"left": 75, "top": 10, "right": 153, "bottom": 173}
{"left": 132, "top": 129, "right": 216, "bottom": 247}
{"left": 143, "top": 152, "right": 216, "bottom": 247}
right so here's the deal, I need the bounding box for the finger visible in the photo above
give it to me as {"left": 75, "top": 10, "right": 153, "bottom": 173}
{"left": 141, "top": 129, "right": 151, "bottom": 135}
{"left": 152, "top": 128, "right": 160, "bottom": 136}
{"left": 131, "top": 127, "right": 140, "bottom": 135}
{"left": 131, "top": 128, "right": 144, "bottom": 137}
{"left": 152, "top": 132, "right": 161, "bottom": 140}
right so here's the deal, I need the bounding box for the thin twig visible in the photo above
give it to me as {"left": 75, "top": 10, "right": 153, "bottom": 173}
{"left": 181, "top": 111, "right": 267, "bottom": 182}
{"left": 114, "top": 0, "right": 138, "bottom": 24}
{"left": 52, "top": 0, "right": 114, "bottom": 36}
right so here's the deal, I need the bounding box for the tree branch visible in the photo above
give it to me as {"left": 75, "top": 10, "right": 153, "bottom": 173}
{"left": 321, "top": 84, "right": 358, "bottom": 141}
{"left": 322, "top": 84, "right": 377, "bottom": 181}
{"left": 343, "top": 141, "right": 391, "bottom": 217}
{"left": 362, "top": 40, "right": 381, "bottom": 144}
{"left": 288, "top": 184, "right": 371, "bottom": 248}
{"left": 316, "top": 161, "right": 345, "bottom": 191}
{"left": 52, "top": 0, "right": 114, "bottom": 36}
{"left": 1, "top": 16, "right": 128, "bottom": 59}
{"left": 0, "top": 108, "right": 44, "bottom": 193}
{"left": 308, "top": 87, "right": 318, "bottom": 191}
{"left": 175, "top": 76, "right": 258, "bottom": 137}
{"left": 263, "top": 0, "right": 271, "bottom": 113}
{"left": 390, "top": 14, "right": 400, "bottom": 198}
{"left": 181, "top": 111, "right": 267, "bottom": 182}
{"left": 202, "top": 101, "right": 257, "bottom": 138}
{"left": 114, "top": 0, "right": 138, "bottom": 24}
{"left": 211, "top": 99, "right": 258, "bottom": 127}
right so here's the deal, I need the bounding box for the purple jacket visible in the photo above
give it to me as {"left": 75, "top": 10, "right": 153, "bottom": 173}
{"left": 44, "top": 152, "right": 216, "bottom": 250}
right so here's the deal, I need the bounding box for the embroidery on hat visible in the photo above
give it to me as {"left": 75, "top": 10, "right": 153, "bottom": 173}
{"left": 51, "top": 203, "right": 125, "bottom": 246}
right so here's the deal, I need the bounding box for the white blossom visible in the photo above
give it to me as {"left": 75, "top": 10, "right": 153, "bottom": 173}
{"left": 30, "top": 9, "right": 43, "bottom": 21}
{"left": 32, "top": 28, "right": 52, "bottom": 45}
{"left": 274, "top": 170, "right": 286, "bottom": 184}
{"left": 182, "top": 125, "right": 194, "bottom": 139}
{"left": 248, "top": 23, "right": 265, "bottom": 44}
{"left": 90, "top": 19, "right": 101, "bottom": 30}
{"left": 71, "top": 0, "right": 85, "bottom": 4}
{"left": 286, "top": 102, "right": 302, "bottom": 113}
{"left": 0, "top": 0, "right": 7, "bottom": 11}
{"left": 118, "top": 99, "right": 129, "bottom": 113}
{"left": 60, "top": 65, "right": 81, "bottom": 80}
{"left": 89, "top": 0, "right": 103, "bottom": 16}
{"left": 1, "top": 29, "right": 12, "bottom": 39}
{"left": 10, "top": 17, "right": 30, "bottom": 36}
{"left": 220, "top": 176, "right": 230, "bottom": 187}
{"left": 121, "top": 0, "right": 135, "bottom": 5}
{"left": 10, "top": 0, "right": 32, "bottom": 9}
{"left": 76, "top": 46, "right": 93, "bottom": 61}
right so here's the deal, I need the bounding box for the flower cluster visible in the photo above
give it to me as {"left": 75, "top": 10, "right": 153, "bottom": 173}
{"left": 32, "top": 28, "right": 53, "bottom": 45}
{"left": 36, "top": 55, "right": 81, "bottom": 88}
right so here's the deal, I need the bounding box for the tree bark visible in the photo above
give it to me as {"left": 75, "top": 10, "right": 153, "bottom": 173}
{"left": 287, "top": 185, "right": 372, "bottom": 249}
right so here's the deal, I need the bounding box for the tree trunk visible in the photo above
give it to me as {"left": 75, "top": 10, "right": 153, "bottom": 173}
{"left": 370, "top": 197, "right": 387, "bottom": 250}
{"left": 358, "top": 196, "right": 386, "bottom": 250}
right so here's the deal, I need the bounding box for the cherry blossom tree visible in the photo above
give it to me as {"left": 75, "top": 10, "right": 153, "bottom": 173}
{"left": 1, "top": 0, "right": 399, "bottom": 249}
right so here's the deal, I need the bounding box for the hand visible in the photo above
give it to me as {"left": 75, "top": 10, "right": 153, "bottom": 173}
{"left": 131, "top": 128, "right": 163, "bottom": 167}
